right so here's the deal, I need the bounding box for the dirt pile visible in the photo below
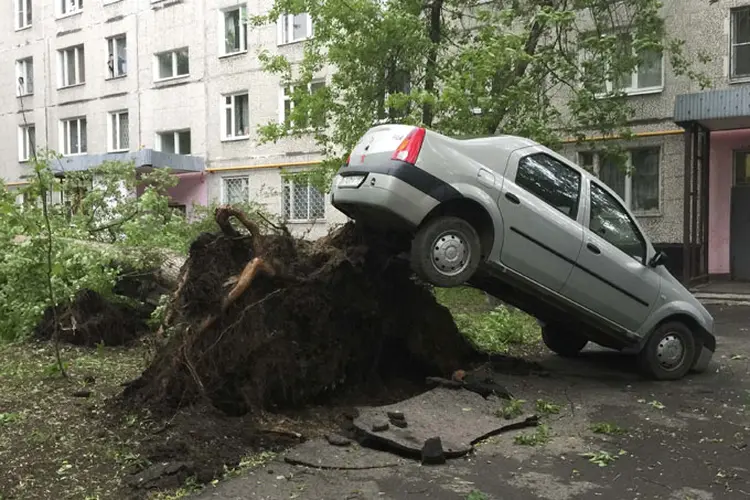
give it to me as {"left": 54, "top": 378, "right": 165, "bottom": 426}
{"left": 122, "top": 207, "right": 478, "bottom": 416}
{"left": 34, "top": 288, "right": 150, "bottom": 346}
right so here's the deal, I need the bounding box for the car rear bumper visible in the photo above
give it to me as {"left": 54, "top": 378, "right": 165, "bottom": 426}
{"left": 331, "top": 170, "right": 439, "bottom": 231}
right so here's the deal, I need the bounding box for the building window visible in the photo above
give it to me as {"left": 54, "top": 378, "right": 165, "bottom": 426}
{"left": 107, "top": 35, "right": 127, "bottom": 78}
{"left": 577, "top": 146, "right": 660, "bottom": 213}
{"left": 580, "top": 32, "right": 663, "bottom": 95}
{"left": 221, "top": 6, "right": 248, "bottom": 56}
{"left": 221, "top": 176, "right": 249, "bottom": 205}
{"left": 155, "top": 48, "right": 189, "bottom": 80}
{"left": 18, "top": 125, "right": 35, "bottom": 162}
{"left": 282, "top": 178, "right": 326, "bottom": 221}
{"left": 733, "top": 151, "right": 750, "bottom": 185}
{"left": 278, "top": 13, "right": 313, "bottom": 45}
{"left": 731, "top": 7, "right": 750, "bottom": 80}
{"left": 59, "top": 45, "right": 85, "bottom": 88}
{"left": 15, "top": 0, "right": 32, "bottom": 30}
{"left": 16, "top": 58, "right": 34, "bottom": 96}
{"left": 157, "top": 130, "right": 191, "bottom": 154}
{"left": 279, "top": 80, "right": 325, "bottom": 126}
{"left": 60, "top": 117, "right": 87, "bottom": 156}
{"left": 222, "top": 92, "right": 249, "bottom": 140}
{"left": 60, "top": 0, "right": 83, "bottom": 16}
{"left": 108, "top": 110, "right": 129, "bottom": 152}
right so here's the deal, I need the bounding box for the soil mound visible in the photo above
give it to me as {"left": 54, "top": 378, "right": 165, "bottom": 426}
{"left": 34, "top": 289, "right": 150, "bottom": 347}
{"left": 122, "top": 208, "right": 478, "bottom": 416}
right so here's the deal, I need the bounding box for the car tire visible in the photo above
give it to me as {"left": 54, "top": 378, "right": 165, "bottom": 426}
{"left": 541, "top": 325, "right": 589, "bottom": 357}
{"left": 410, "top": 216, "right": 481, "bottom": 288}
{"left": 638, "top": 321, "right": 696, "bottom": 381}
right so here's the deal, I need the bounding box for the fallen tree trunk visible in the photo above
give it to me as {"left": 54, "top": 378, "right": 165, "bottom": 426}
{"left": 12, "top": 234, "right": 186, "bottom": 290}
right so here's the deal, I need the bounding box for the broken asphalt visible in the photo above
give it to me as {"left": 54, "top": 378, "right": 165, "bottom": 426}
{"left": 194, "top": 304, "right": 750, "bottom": 500}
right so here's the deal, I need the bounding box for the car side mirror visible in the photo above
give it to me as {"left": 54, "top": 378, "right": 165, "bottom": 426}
{"left": 648, "top": 251, "right": 668, "bottom": 268}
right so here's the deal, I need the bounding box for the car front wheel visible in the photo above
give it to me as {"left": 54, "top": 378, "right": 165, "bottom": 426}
{"left": 541, "top": 325, "right": 589, "bottom": 357}
{"left": 410, "top": 216, "right": 481, "bottom": 288}
{"left": 638, "top": 322, "right": 696, "bottom": 380}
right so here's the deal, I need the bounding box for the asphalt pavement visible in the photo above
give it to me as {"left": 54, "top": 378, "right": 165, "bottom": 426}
{"left": 195, "top": 304, "right": 750, "bottom": 500}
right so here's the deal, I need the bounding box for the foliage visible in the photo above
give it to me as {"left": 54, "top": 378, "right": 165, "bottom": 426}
{"left": 250, "top": 0, "right": 712, "bottom": 190}
{"left": 454, "top": 305, "right": 541, "bottom": 353}
{"left": 0, "top": 153, "right": 274, "bottom": 342}
{"left": 514, "top": 423, "right": 551, "bottom": 446}
{"left": 591, "top": 422, "right": 627, "bottom": 435}
{"left": 581, "top": 449, "right": 627, "bottom": 466}
{"left": 498, "top": 397, "right": 526, "bottom": 419}
{"left": 535, "top": 399, "right": 562, "bottom": 415}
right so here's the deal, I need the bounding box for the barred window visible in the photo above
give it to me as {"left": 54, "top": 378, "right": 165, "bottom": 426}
{"left": 282, "top": 179, "right": 325, "bottom": 221}
{"left": 222, "top": 176, "right": 249, "bottom": 205}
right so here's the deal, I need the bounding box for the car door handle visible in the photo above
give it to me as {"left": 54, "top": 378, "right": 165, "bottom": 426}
{"left": 586, "top": 243, "right": 601, "bottom": 255}
{"left": 505, "top": 192, "right": 520, "bottom": 205}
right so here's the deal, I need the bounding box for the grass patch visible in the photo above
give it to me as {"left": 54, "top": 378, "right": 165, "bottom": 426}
{"left": 0, "top": 341, "right": 151, "bottom": 500}
{"left": 434, "top": 287, "right": 542, "bottom": 355}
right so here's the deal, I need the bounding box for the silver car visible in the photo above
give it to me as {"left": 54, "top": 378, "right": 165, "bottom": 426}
{"left": 331, "top": 124, "right": 715, "bottom": 381}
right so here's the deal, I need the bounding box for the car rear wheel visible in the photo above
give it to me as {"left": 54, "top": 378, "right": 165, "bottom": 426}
{"left": 541, "top": 325, "right": 588, "bottom": 357}
{"left": 410, "top": 216, "right": 481, "bottom": 287}
{"left": 638, "top": 322, "right": 696, "bottom": 380}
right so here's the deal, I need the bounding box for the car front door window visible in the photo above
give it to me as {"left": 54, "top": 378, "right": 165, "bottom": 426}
{"left": 589, "top": 182, "right": 646, "bottom": 263}
{"left": 514, "top": 153, "right": 581, "bottom": 220}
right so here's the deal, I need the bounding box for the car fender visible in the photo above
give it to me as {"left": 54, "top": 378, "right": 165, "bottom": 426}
{"left": 443, "top": 182, "right": 505, "bottom": 262}
{"left": 635, "top": 300, "right": 716, "bottom": 352}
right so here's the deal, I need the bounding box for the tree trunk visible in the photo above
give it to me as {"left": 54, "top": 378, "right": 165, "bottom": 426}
{"left": 12, "top": 234, "right": 186, "bottom": 290}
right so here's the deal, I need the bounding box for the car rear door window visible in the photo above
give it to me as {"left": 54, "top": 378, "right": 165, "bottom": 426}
{"left": 515, "top": 153, "right": 581, "bottom": 220}
{"left": 589, "top": 182, "right": 647, "bottom": 263}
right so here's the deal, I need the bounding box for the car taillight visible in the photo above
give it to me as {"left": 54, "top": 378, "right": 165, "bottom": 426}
{"left": 345, "top": 154, "right": 351, "bottom": 166}
{"left": 391, "top": 127, "right": 426, "bottom": 164}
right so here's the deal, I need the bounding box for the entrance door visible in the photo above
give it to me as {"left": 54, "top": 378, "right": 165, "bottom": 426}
{"left": 731, "top": 151, "right": 750, "bottom": 280}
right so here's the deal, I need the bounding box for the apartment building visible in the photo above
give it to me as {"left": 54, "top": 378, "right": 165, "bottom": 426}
{"left": 0, "top": 0, "right": 345, "bottom": 238}
{"left": 555, "top": 0, "right": 750, "bottom": 284}
{"left": 1, "top": 0, "right": 750, "bottom": 283}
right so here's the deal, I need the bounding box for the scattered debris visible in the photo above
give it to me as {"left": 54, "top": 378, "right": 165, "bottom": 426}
{"left": 284, "top": 438, "right": 406, "bottom": 470}
{"left": 326, "top": 434, "right": 353, "bottom": 447}
{"left": 421, "top": 436, "right": 446, "bottom": 465}
{"left": 71, "top": 389, "right": 91, "bottom": 398}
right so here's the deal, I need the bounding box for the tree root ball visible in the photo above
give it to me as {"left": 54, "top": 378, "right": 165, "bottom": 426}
{"left": 122, "top": 221, "right": 478, "bottom": 416}
{"left": 34, "top": 289, "right": 150, "bottom": 347}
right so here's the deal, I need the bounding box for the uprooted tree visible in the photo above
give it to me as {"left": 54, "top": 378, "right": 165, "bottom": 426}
{"left": 122, "top": 206, "right": 480, "bottom": 415}
{"left": 250, "top": 0, "right": 712, "bottom": 188}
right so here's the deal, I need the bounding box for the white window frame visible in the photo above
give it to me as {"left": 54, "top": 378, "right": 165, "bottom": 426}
{"left": 277, "top": 13, "right": 313, "bottom": 45}
{"left": 154, "top": 48, "right": 190, "bottom": 81}
{"left": 15, "top": 0, "right": 32, "bottom": 30}
{"left": 730, "top": 6, "right": 750, "bottom": 81}
{"left": 579, "top": 34, "right": 664, "bottom": 97}
{"left": 58, "top": 0, "right": 83, "bottom": 18}
{"left": 156, "top": 129, "right": 191, "bottom": 154}
{"left": 222, "top": 92, "right": 250, "bottom": 140}
{"left": 106, "top": 35, "right": 127, "bottom": 79}
{"left": 219, "top": 5, "right": 248, "bottom": 56}
{"left": 58, "top": 44, "right": 85, "bottom": 88}
{"left": 281, "top": 177, "right": 326, "bottom": 223}
{"left": 577, "top": 147, "right": 661, "bottom": 215}
{"left": 220, "top": 175, "right": 250, "bottom": 205}
{"left": 278, "top": 80, "right": 325, "bottom": 126}
{"left": 16, "top": 57, "right": 34, "bottom": 97}
{"left": 108, "top": 110, "right": 129, "bottom": 152}
{"left": 59, "top": 117, "right": 87, "bottom": 156}
{"left": 18, "top": 125, "right": 35, "bottom": 162}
